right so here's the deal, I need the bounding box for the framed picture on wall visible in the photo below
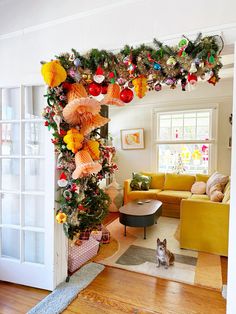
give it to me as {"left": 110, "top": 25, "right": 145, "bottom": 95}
{"left": 120, "top": 128, "right": 144, "bottom": 150}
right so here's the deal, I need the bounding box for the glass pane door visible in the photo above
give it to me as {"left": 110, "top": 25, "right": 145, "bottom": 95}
{"left": 0, "top": 86, "right": 55, "bottom": 290}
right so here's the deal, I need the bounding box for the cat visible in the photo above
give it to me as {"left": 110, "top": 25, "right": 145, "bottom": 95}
{"left": 156, "top": 238, "right": 175, "bottom": 269}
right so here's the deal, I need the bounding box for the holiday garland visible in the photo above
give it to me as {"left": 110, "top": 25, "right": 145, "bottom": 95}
{"left": 41, "top": 33, "right": 223, "bottom": 240}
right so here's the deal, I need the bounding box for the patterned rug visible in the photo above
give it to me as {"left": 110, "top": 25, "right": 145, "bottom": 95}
{"left": 95, "top": 217, "right": 222, "bottom": 291}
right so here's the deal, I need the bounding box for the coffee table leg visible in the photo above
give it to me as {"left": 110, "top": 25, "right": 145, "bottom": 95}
{"left": 144, "top": 227, "right": 146, "bottom": 240}
{"left": 124, "top": 225, "right": 126, "bottom": 236}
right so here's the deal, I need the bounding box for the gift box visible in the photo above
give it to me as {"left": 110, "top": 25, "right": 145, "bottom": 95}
{"left": 101, "top": 225, "right": 110, "bottom": 244}
{"left": 78, "top": 228, "right": 92, "bottom": 240}
{"left": 68, "top": 237, "right": 99, "bottom": 273}
{"left": 90, "top": 230, "right": 103, "bottom": 242}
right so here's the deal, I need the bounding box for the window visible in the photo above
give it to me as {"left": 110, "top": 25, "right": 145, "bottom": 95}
{"left": 154, "top": 108, "right": 217, "bottom": 174}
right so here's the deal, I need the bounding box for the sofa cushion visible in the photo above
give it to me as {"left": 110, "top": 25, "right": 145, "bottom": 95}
{"left": 127, "top": 189, "right": 162, "bottom": 202}
{"left": 206, "top": 172, "right": 229, "bottom": 195}
{"left": 130, "top": 173, "right": 151, "bottom": 191}
{"left": 164, "top": 173, "right": 195, "bottom": 191}
{"left": 191, "top": 194, "right": 210, "bottom": 201}
{"left": 196, "top": 174, "right": 210, "bottom": 183}
{"left": 156, "top": 190, "right": 192, "bottom": 205}
{"left": 191, "top": 181, "right": 206, "bottom": 194}
{"left": 222, "top": 180, "right": 230, "bottom": 204}
{"left": 141, "top": 172, "right": 165, "bottom": 189}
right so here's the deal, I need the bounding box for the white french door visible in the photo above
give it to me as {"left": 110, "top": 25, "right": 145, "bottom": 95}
{"left": 0, "top": 85, "right": 55, "bottom": 290}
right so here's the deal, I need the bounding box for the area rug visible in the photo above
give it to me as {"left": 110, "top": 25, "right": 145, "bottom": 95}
{"left": 96, "top": 217, "right": 222, "bottom": 291}
{"left": 27, "top": 263, "right": 105, "bottom": 314}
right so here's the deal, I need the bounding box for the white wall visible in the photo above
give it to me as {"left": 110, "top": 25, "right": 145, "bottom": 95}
{"left": 109, "top": 78, "right": 233, "bottom": 184}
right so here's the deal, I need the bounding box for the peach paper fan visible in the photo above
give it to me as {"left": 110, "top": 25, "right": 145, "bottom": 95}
{"left": 63, "top": 97, "right": 101, "bottom": 125}
{"left": 72, "top": 150, "right": 102, "bottom": 179}
{"left": 84, "top": 140, "right": 100, "bottom": 160}
{"left": 80, "top": 114, "right": 110, "bottom": 136}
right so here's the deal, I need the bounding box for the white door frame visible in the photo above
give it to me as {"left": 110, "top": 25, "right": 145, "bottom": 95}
{"left": 226, "top": 43, "right": 236, "bottom": 314}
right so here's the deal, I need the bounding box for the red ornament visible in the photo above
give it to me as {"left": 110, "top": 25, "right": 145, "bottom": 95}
{"left": 88, "top": 82, "right": 101, "bottom": 96}
{"left": 101, "top": 83, "right": 108, "bottom": 94}
{"left": 187, "top": 73, "right": 198, "bottom": 85}
{"left": 120, "top": 87, "right": 134, "bottom": 103}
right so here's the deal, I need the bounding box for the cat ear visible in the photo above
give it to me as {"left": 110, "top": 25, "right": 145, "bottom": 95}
{"left": 157, "top": 238, "right": 160, "bottom": 243}
{"left": 163, "top": 239, "right": 167, "bottom": 245}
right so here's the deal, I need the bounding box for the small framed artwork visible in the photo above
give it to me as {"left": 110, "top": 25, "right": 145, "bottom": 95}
{"left": 120, "top": 128, "right": 144, "bottom": 150}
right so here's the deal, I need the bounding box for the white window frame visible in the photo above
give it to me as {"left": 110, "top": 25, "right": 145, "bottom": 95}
{"left": 152, "top": 104, "right": 218, "bottom": 175}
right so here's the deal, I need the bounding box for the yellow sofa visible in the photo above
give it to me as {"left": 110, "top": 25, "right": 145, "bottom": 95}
{"left": 124, "top": 172, "right": 230, "bottom": 256}
{"left": 180, "top": 181, "right": 230, "bottom": 256}
{"left": 124, "top": 172, "right": 196, "bottom": 218}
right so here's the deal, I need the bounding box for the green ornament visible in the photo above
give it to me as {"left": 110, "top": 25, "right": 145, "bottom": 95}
{"left": 209, "top": 54, "right": 215, "bottom": 64}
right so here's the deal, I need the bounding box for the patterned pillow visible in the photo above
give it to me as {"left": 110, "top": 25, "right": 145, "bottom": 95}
{"left": 206, "top": 172, "right": 229, "bottom": 196}
{"left": 130, "top": 173, "right": 152, "bottom": 191}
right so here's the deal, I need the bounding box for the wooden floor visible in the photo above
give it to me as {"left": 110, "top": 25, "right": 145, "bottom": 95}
{"left": 0, "top": 266, "right": 226, "bottom": 314}
{"left": 0, "top": 213, "right": 227, "bottom": 314}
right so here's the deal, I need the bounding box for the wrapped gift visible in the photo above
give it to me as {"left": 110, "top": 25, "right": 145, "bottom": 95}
{"left": 101, "top": 225, "right": 110, "bottom": 244}
{"left": 90, "top": 230, "right": 103, "bottom": 242}
{"left": 79, "top": 228, "right": 92, "bottom": 240}
{"left": 68, "top": 237, "right": 99, "bottom": 273}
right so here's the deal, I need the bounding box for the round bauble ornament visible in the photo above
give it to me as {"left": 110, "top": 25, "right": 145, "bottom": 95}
{"left": 88, "top": 82, "right": 101, "bottom": 96}
{"left": 153, "top": 62, "right": 161, "bottom": 70}
{"left": 187, "top": 73, "right": 198, "bottom": 85}
{"left": 120, "top": 87, "right": 134, "bottom": 103}
{"left": 128, "top": 81, "right": 134, "bottom": 89}
{"left": 166, "top": 56, "right": 177, "bottom": 66}
{"left": 165, "top": 77, "right": 176, "bottom": 86}
{"left": 74, "top": 58, "right": 82, "bottom": 67}
{"left": 117, "top": 77, "right": 126, "bottom": 86}
{"left": 101, "top": 83, "right": 108, "bottom": 94}
{"left": 154, "top": 83, "right": 162, "bottom": 91}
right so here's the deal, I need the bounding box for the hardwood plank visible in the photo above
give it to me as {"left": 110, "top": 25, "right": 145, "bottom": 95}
{"left": 66, "top": 267, "right": 225, "bottom": 314}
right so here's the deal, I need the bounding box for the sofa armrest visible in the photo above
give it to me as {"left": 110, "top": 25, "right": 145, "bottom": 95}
{"left": 180, "top": 199, "right": 229, "bottom": 256}
{"left": 124, "top": 179, "right": 131, "bottom": 204}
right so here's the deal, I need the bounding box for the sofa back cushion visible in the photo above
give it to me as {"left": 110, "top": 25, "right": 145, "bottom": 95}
{"left": 164, "top": 173, "right": 195, "bottom": 191}
{"left": 196, "top": 173, "right": 210, "bottom": 183}
{"left": 140, "top": 172, "right": 165, "bottom": 189}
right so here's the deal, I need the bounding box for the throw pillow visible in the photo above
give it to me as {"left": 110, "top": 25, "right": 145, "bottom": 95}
{"left": 130, "top": 173, "right": 152, "bottom": 191}
{"left": 191, "top": 181, "right": 206, "bottom": 194}
{"left": 209, "top": 184, "right": 224, "bottom": 202}
{"left": 206, "top": 172, "right": 229, "bottom": 196}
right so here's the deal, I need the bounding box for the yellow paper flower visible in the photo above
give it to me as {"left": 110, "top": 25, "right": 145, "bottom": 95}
{"left": 63, "top": 128, "right": 84, "bottom": 153}
{"left": 41, "top": 60, "right": 67, "bottom": 87}
{"left": 56, "top": 212, "right": 67, "bottom": 224}
{"left": 132, "top": 76, "right": 147, "bottom": 98}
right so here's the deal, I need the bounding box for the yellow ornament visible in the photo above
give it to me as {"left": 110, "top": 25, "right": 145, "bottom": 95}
{"left": 56, "top": 212, "right": 67, "bottom": 224}
{"left": 84, "top": 140, "right": 100, "bottom": 160}
{"left": 132, "top": 76, "right": 147, "bottom": 98}
{"left": 63, "top": 128, "right": 84, "bottom": 153}
{"left": 41, "top": 60, "right": 67, "bottom": 87}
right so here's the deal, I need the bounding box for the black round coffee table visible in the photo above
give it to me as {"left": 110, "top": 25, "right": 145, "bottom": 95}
{"left": 119, "top": 199, "right": 162, "bottom": 239}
